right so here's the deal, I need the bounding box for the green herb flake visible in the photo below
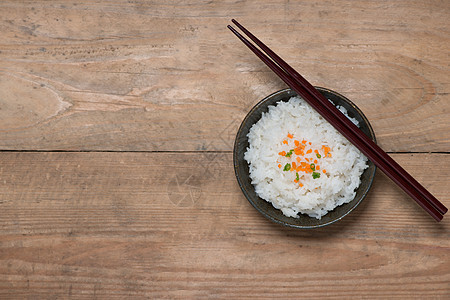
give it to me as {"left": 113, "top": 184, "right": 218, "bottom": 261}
{"left": 283, "top": 163, "right": 291, "bottom": 171}
{"left": 296, "top": 172, "right": 299, "bottom": 181}
{"left": 316, "top": 153, "right": 321, "bottom": 158}
{"left": 285, "top": 149, "right": 294, "bottom": 157}
{"left": 312, "top": 172, "right": 320, "bottom": 179}
{"left": 310, "top": 163, "right": 315, "bottom": 171}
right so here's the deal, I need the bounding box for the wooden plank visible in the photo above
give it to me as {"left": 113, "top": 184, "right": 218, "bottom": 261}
{"left": 0, "top": 0, "right": 448, "bottom": 151}
{"left": 0, "top": 152, "right": 448, "bottom": 298}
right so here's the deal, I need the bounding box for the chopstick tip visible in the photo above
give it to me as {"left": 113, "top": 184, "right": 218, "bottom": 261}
{"left": 227, "top": 25, "right": 239, "bottom": 36}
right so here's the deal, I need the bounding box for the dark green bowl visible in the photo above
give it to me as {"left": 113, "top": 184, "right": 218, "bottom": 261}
{"left": 233, "top": 87, "right": 377, "bottom": 228}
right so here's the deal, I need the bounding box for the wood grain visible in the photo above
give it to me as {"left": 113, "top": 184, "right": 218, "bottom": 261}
{"left": 0, "top": 152, "right": 449, "bottom": 299}
{"left": 0, "top": 0, "right": 449, "bottom": 298}
{"left": 0, "top": 0, "right": 448, "bottom": 151}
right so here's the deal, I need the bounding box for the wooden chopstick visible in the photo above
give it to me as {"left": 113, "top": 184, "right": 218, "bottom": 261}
{"left": 230, "top": 19, "right": 448, "bottom": 217}
{"left": 228, "top": 21, "right": 447, "bottom": 221}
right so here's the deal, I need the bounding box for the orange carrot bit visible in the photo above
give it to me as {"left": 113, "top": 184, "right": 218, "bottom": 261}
{"left": 306, "top": 149, "right": 312, "bottom": 154}
{"left": 294, "top": 179, "right": 299, "bottom": 183}
{"left": 294, "top": 149, "right": 303, "bottom": 156}
{"left": 302, "top": 140, "right": 307, "bottom": 144}
{"left": 328, "top": 153, "right": 332, "bottom": 157}
{"left": 299, "top": 183, "right": 304, "bottom": 187}
{"left": 278, "top": 164, "right": 282, "bottom": 168}
{"left": 309, "top": 142, "right": 312, "bottom": 145}
{"left": 287, "top": 133, "right": 293, "bottom": 139}
{"left": 295, "top": 144, "right": 305, "bottom": 151}
{"left": 294, "top": 140, "right": 300, "bottom": 147}
{"left": 305, "top": 157, "right": 310, "bottom": 162}
{"left": 314, "top": 159, "right": 318, "bottom": 164}
{"left": 316, "top": 165, "right": 320, "bottom": 170}
{"left": 292, "top": 162, "right": 297, "bottom": 170}
{"left": 278, "top": 151, "right": 286, "bottom": 156}
{"left": 296, "top": 157, "right": 301, "bottom": 163}
{"left": 314, "top": 149, "right": 319, "bottom": 154}
{"left": 322, "top": 169, "right": 326, "bottom": 173}
{"left": 282, "top": 140, "right": 288, "bottom": 145}
{"left": 300, "top": 162, "right": 308, "bottom": 167}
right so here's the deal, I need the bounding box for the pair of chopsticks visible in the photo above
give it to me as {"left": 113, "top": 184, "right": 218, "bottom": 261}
{"left": 228, "top": 19, "right": 447, "bottom": 221}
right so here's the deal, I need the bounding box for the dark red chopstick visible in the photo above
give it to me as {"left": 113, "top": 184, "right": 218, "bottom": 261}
{"left": 228, "top": 21, "right": 447, "bottom": 221}
{"left": 230, "top": 19, "right": 448, "bottom": 217}
{"left": 230, "top": 19, "right": 448, "bottom": 216}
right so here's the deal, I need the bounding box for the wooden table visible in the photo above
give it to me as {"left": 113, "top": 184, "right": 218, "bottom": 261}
{"left": 1, "top": 1, "right": 449, "bottom": 298}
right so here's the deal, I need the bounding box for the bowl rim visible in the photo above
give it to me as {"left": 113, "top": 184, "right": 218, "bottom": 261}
{"left": 233, "top": 87, "right": 377, "bottom": 229}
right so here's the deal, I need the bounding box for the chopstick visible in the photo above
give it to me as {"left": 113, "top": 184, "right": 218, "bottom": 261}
{"left": 228, "top": 20, "right": 447, "bottom": 221}
{"left": 230, "top": 19, "right": 448, "bottom": 217}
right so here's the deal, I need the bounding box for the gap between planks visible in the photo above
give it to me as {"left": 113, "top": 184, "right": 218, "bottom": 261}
{"left": 0, "top": 150, "right": 448, "bottom": 154}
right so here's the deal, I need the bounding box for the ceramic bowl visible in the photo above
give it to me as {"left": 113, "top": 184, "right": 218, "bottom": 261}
{"left": 233, "top": 87, "right": 377, "bottom": 228}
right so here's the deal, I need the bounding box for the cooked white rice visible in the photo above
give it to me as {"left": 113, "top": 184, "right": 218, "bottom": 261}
{"left": 244, "top": 96, "right": 368, "bottom": 219}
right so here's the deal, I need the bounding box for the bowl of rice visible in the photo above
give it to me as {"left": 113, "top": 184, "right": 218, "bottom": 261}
{"left": 234, "top": 87, "right": 376, "bottom": 228}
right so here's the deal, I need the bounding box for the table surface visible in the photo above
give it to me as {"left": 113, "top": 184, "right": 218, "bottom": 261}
{"left": 0, "top": 1, "right": 449, "bottom": 298}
